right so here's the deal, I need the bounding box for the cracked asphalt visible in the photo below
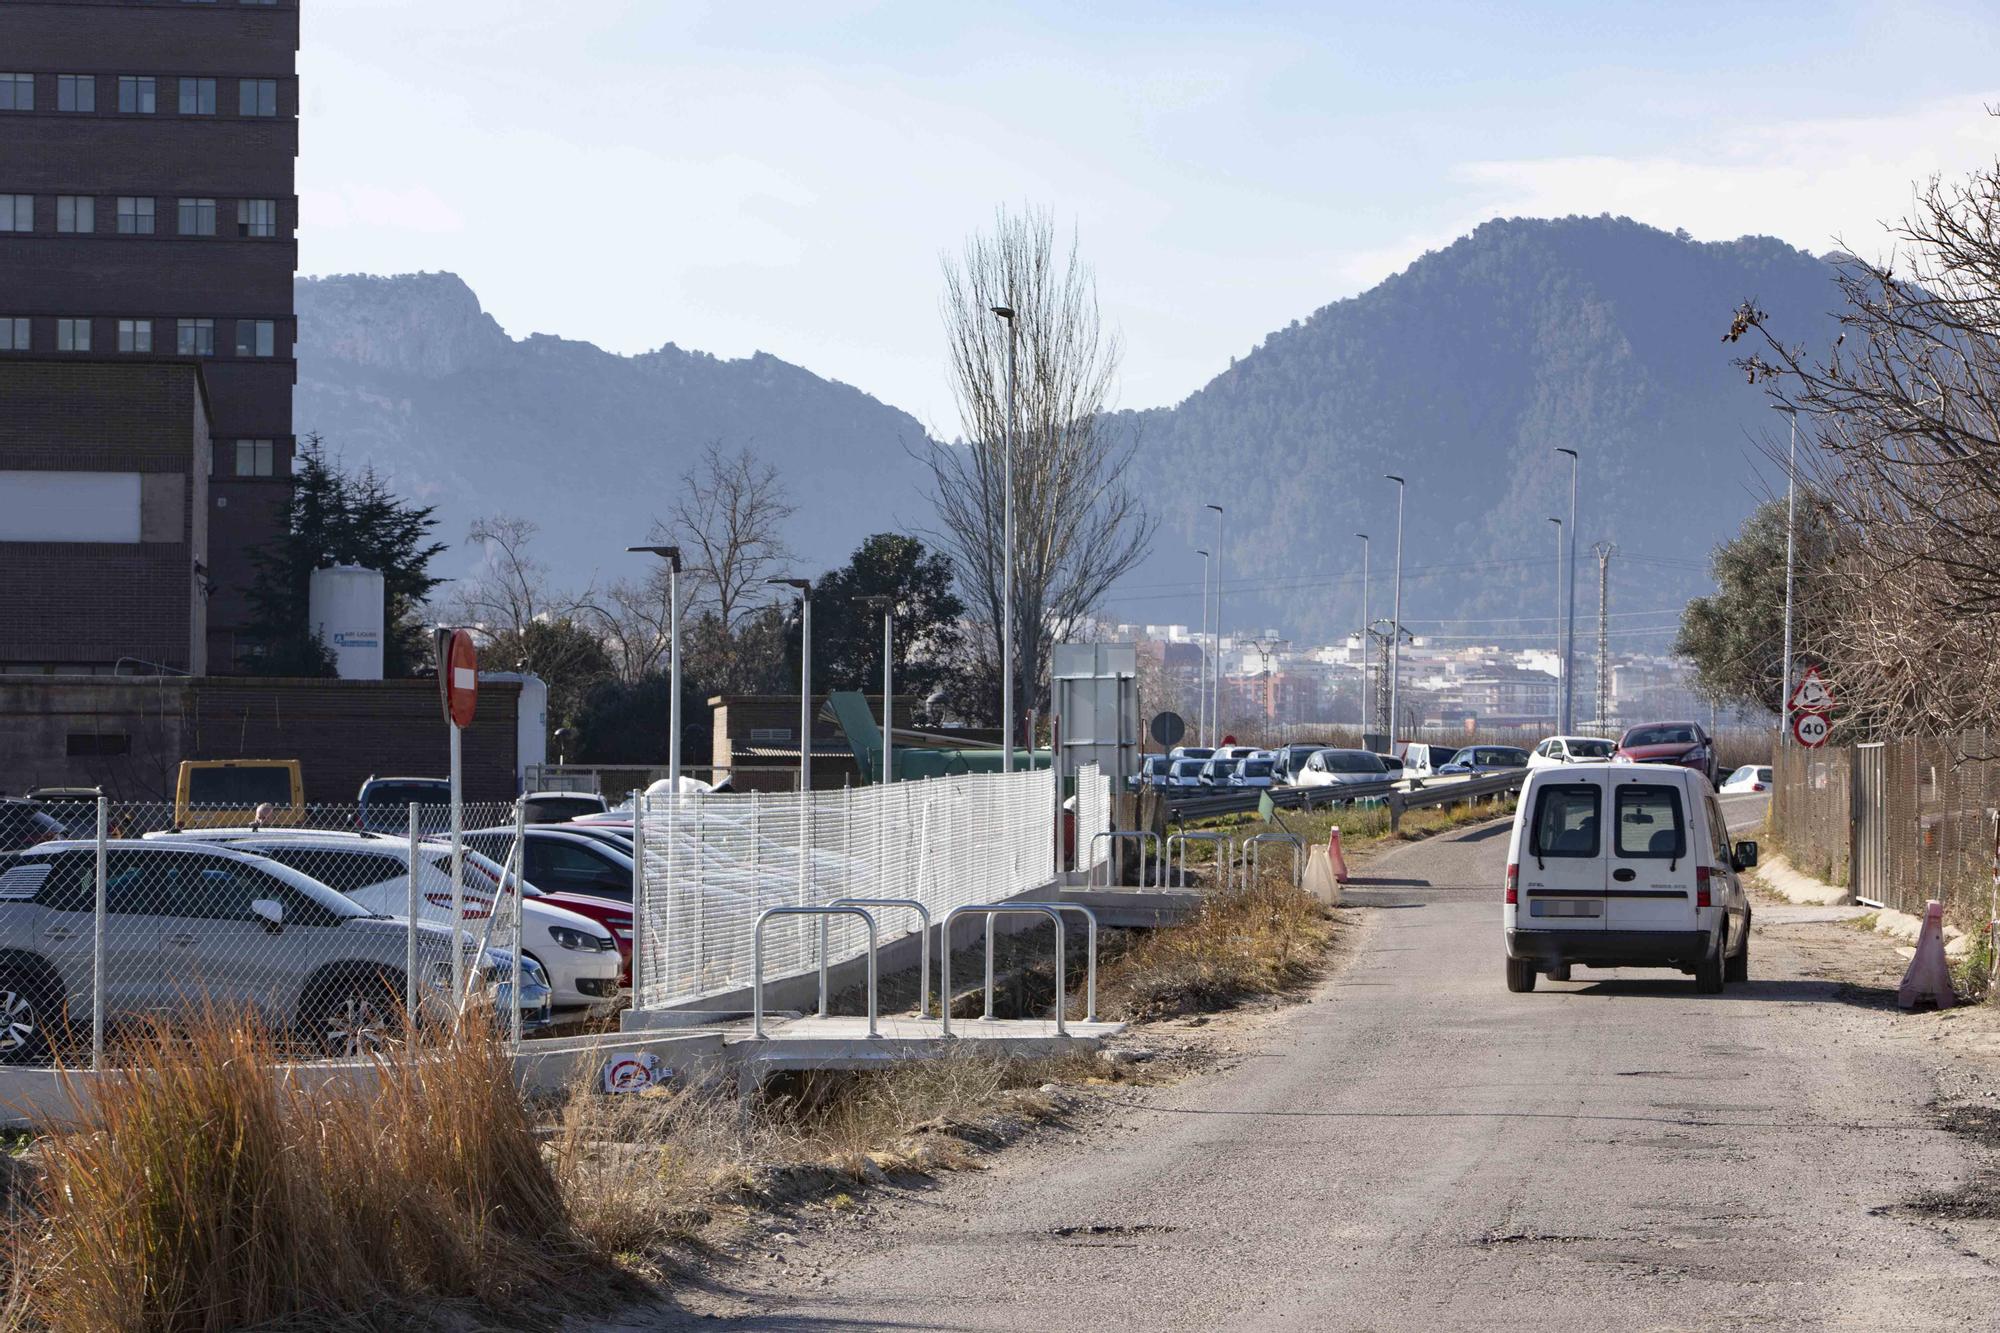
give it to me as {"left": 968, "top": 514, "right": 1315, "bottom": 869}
{"left": 639, "top": 796, "right": 2000, "bottom": 1330}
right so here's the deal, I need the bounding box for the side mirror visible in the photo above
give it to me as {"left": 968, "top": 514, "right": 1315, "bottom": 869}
{"left": 251, "top": 898, "right": 285, "bottom": 930}
{"left": 1733, "top": 841, "right": 1759, "bottom": 871}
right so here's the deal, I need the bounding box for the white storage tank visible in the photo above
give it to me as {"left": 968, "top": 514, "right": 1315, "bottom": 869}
{"left": 309, "top": 565, "right": 386, "bottom": 680}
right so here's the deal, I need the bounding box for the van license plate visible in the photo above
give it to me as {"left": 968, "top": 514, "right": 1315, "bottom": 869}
{"left": 1531, "top": 900, "right": 1601, "bottom": 918}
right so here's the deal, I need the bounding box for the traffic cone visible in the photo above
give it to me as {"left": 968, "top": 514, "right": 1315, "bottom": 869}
{"left": 1898, "top": 899, "right": 1957, "bottom": 1011}
{"left": 1327, "top": 826, "right": 1351, "bottom": 885}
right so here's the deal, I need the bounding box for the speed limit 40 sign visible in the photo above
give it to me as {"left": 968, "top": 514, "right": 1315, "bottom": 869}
{"left": 1792, "top": 711, "right": 1830, "bottom": 748}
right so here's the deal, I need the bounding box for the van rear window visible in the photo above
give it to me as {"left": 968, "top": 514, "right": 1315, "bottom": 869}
{"left": 187, "top": 766, "right": 292, "bottom": 807}
{"left": 1531, "top": 784, "right": 1599, "bottom": 858}
{"left": 1615, "top": 784, "right": 1686, "bottom": 859}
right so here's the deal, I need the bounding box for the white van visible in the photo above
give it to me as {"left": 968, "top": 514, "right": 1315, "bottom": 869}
{"left": 1503, "top": 763, "right": 1756, "bottom": 994}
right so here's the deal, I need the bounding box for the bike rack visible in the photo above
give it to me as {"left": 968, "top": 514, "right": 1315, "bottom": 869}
{"left": 819, "top": 897, "right": 932, "bottom": 1018}
{"left": 1164, "top": 829, "right": 1236, "bottom": 888}
{"left": 1008, "top": 902, "right": 1100, "bottom": 1021}
{"left": 753, "top": 906, "right": 879, "bottom": 1040}
{"left": 1086, "top": 829, "right": 1162, "bottom": 890}
{"left": 1242, "top": 831, "right": 1306, "bottom": 889}
{"left": 938, "top": 904, "right": 1066, "bottom": 1038}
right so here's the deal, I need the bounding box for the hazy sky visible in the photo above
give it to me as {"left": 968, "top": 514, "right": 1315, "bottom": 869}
{"left": 300, "top": 1, "right": 2000, "bottom": 431}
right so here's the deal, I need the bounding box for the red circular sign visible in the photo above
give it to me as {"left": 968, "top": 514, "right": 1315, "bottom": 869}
{"left": 1792, "top": 711, "right": 1829, "bottom": 749}
{"left": 445, "top": 629, "right": 478, "bottom": 728}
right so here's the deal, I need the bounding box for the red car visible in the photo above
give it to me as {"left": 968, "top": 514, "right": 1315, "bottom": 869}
{"left": 1615, "top": 721, "right": 1719, "bottom": 786}
{"left": 454, "top": 840, "right": 634, "bottom": 987}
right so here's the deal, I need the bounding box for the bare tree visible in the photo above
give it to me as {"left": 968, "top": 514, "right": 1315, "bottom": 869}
{"left": 659, "top": 443, "right": 797, "bottom": 629}
{"left": 930, "top": 206, "right": 1155, "bottom": 723}
{"left": 452, "top": 515, "right": 587, "bottom": 635}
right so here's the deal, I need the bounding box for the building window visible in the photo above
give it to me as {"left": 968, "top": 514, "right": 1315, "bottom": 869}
{"left": 118, "top": 76, "right": 156, "bottom": 115}
{"left": 57, "top": 75, "right": 95, "bottom": 113}
{"left": 57, "top": 196, "right": 94, "bottom": 234}
{"left": 0, "top": 318, "right": 27, "bottom": 351}
{"left": 176, "top": 318, "right": 214, "bottom": 357}
{"left": 177, "top": 198, "right": 217, "bottom": 236}
{"left": 118, "top": 318, "right": 152, "bottom": 352}
{"left": 57, "top": 319, "right": 92, "bottom": 352}
{"left": 238, "top": 79, "right": 277, "bottom": 117}
{"left": 235, "top": 439, "right": 274, "bottom": 477}
{"left": 67, "top": 732, "right": 132, "bottom": 758}
{"left": 0, "top": 75, "right": 31, "bottom": 112}
{"left": 237, "top": 198, "right": 278, "bottom": 238}
{"left": 0, "top": 195, "right": 29, "bottom": 233}
{"left": 178, "top": 77, "right": 216, "bottom": 116}
{"left": 116, "top": 196, "right": 156, "bottom": 235}
{"left": 235, "top": 319, "right": 277, "bottom": 357}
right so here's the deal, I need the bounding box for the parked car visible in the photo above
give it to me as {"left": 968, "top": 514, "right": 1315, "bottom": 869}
{"left": 0, "top": 800, "right": 65, "bottom": 852}
{"left": 1270, "top": 743, "right": 1333, "bottom": 784}
{"left": 1128, "top": 756, "right": 1175, "bottom": 792}
{"left": 0, "top": 841, "right": 550, "bottom": 1063}
{"left": 1165, "top": 759, "right": 1210, "bottom": 790}
{"left": 523, "top": 791, "right": 610, "bottom": 823}
{"left": 356, "top": 777, "right": 452, "bottom": 834}
{"left": 1393, "top": 742, "right": 1459, "bottom": 779}
{"left": 1168, "top": 746, "right": 1216, "bottom": 765}
{"left": 23, "top": 789, "right": 102, "bottom": 838}
{"left": 175, "top": 759, "right": 305, "bottom": 829}
{"left": 1198, "top": 754, "right": 1246, "bottom": 786}
{"left": 1720, "top": 765, "right": 1774, "bottom": 795}
{"left": 1503, "top": 762, "right": 1755, "bottom": 993}
{"left": 463, "top": 826, "right": 635, "bottom": 903}
{"left": 1615, "top": 721, "right": 1719, "bottom": 786}
{"left": 1440, "top": 746, "right": 1532, "bottom": 776}
{"left": 1294, "top": 748, "right": 1391, "bottom": 789}
{"left": 1527, "top": 736, "right": 1619, "bottom": 769}
{"left": 1227, "top": 758, "right": 1277, "bottom": 789}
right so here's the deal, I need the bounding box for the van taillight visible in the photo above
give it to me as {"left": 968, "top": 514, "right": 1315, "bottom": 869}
{"left": 1505, "top": 863, "right": 1518, "bottom": 905}
{"left": 1695, "top": 864, "right": 1711, "bottom": 908}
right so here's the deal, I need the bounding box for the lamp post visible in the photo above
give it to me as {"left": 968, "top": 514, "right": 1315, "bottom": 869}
{"left": 1777, "top": 407, "right": 1798, "bottom": 747}
{"left": 1206, "top": 503, "right": 1224, "bottom": 744}
{"left": 768, "top": 577, "right": 812, "bottom": 792}
{"left": 1384, "top": 476, "right": 1405, "bottom": 745}
{"left": 1194, "top": 548, "right": 1211, "bottom": 748}
{"left": 1554, "top": 447, "right": 1579, "bottom": 733}
{"left": 991, "top": 304, "right": 1018, "bottom": 772}
{"left": 628, "top": 545, "right": 682, "bottom": 788}
{"left": 1355, "top": 533, "right": 1369, "bottom": 745}
{"left": 862, "top": 594, "right": 894, "bottom": 783}
{"left": 1548, "top": 517, "right": 1563, "bottom": 732}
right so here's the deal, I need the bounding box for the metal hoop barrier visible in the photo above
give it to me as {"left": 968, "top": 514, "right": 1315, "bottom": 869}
{"left": 1010, "top": 902, "right": 1100, "bottom": 1021}
{"left": 753, "top": 906, "right": 879, "bottom": 1040}
{"left": 820, "top": 897, "right": 933, "bottom": 1018}
{"left": 1243, "top": 831, "right": 1306, "bottom": 889}
{"left": 1164, "top": 830, "right": 1236, "bottom": 888}
{"left": 1086, "top": 829, "right": 1163, "bottom": 889}
{"left": 939, "top": 904, "right": 1067, "bottom": 1038}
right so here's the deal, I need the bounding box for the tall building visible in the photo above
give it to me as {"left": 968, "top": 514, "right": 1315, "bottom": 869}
{"left": 0, "top": 0, "right": 299, "bottom": 672}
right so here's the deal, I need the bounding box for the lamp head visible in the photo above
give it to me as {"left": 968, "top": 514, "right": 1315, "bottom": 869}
{"left": 990, "top": 305, "right": 1015, "bottom": 320}
{"left": 628, "top": 544, "right": 682, "bottom": 572}
{"left": 767, "top": 576, "right": 811, "bottom": 594}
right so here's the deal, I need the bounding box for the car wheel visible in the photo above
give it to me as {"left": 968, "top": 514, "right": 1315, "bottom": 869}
{"left": 1695, "top": 939, "right": 1725, "bottom": 994}
{"left": 0, "top": 961, "right": 59, "bottom": 1065}
{"left": 1725, "top": 915, "right": 1750, "bottom": 983}
{"left": 1505, "top": 957, "right": 1537, "bottom": 993}
{"left": 309, "top": 975, "right": 398, "bottom": 1058}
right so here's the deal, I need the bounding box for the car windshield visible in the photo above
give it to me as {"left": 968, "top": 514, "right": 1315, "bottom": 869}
{"left": 362, "top": 781, "right": 448, "bottom": 808}
{"left": 1321, "top": 751, "right": 1385, "bottom": 774}
{"left": 1244, "top": 761, "right": 1273, "bottom": 777}
{"left": 1567, "top": 739, "right": 1615, "bottom": 759}
{"left": 1624, "top": 725, "right": 1697, "bottom": 747}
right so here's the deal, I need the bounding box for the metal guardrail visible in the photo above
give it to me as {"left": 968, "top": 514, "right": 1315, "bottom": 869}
{"left": 820, "top": 897, "right": 931, "bottom": 1018}
{"left": 1384, "top": 769, "right": 1527, "bottom": 830}
{"left": 1086, "top": 829, "right": 1162, "bottom": 889}
{"left": 1011, "top": 902, "right": 1099, "bottom": 1022}
{"left": 1242, "top": 831, "right": 1305, "bottom": 889}
{"left": 939, "top": 904, "right": 1067, "bottom": 1038}
{"left": 753, "top": 906, "right": 879, "bottom": 1039}
{"left": 1164, "top": 830, "right": 1236, "bottom": 887}
{"left": 1163, "top": 780, "right": 1398, "bottom": 822}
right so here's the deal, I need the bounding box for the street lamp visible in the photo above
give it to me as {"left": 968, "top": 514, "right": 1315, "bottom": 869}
{"left": 1554, "top": 447, "right": 1579, "bottom": 732}
{"left": 991, "top": 304, "right": 1018, "bottom": 772}
{"left": 862, "top": 594, "right": 894, "bottom": 784}
{"left": 1384, "top": 477, "right": 1405, "bottom": 746}
{"left": 627, "top": 544, "right": 682, "bottom": 789}
{"left": 768, "top": 577, "right": 812, "bottom": 792}
{"left": 1548, "top": 518, "right": 1563, "bottom": 731}
{"left": 1206, "top": 503, "right": 1224, "bottom": 744}
{"left": 1355, "top": 533, "right": 1369, "bottom": 744}
{"left": 1776, "top": 405, "right": 1798, "bottom": 747}
{"left": 1194, "top": 549, "right": 1211, "bottom": 748}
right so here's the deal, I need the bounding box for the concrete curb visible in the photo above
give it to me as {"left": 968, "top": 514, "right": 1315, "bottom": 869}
{"left": 1754, "top": 855, "right": 1970, "bottom": 959}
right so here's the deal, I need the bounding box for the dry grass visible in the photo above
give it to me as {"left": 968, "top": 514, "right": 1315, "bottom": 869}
{"left": 1096, "top": 875, "right": 1337, "bottom": 1021}
{"left": 9, "top": 1018, "right": 608, "bottom": 1333}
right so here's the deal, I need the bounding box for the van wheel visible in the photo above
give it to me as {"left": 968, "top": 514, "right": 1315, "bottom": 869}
{"left": 0, "top": 961, "right": 61, "bottom": 1065}
{"left": 1695, "top": 941, "right": 1725, "bottom": 995}
{"left": 1505, "top": 957, "right": 1537, "bottom": 993}
{"left": 1725, "top": 917, "right": 1750, "bottom": 983}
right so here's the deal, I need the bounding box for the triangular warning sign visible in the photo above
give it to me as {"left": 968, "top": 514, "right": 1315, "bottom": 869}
{"left": 1789, "top": 667, "right": 1834, "bottom": 712}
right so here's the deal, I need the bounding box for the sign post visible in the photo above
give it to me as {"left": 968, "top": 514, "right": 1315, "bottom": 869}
{"left": 438, "top": 628, "right": 479, "bottom": 998}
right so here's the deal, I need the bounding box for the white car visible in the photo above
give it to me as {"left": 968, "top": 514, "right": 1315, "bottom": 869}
{"left": 1720, "top": 765, "right": 1774, "bottom": 794}
{"left": 1165, "top": 759, "right": 1209, "bottom": 790}
{"left": 148, "top": 829, "right": 621, "bottom": 1011}
{"left": 1226, "top": 757, "right": 1277, "bottom": 789}
{"left": 1503, "top": 763, "right": 1756, "bottom": 994}
{"left": 1294, "top": 748, "right": 1391, "bottom": 788}
{"left": 1527, "top": 735, "right": 1619, "bottom": 770}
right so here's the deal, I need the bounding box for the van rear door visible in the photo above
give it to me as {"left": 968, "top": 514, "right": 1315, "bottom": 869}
{"left": 1606, "top": 775, "right": 1697, "bottom": 932}
{"left": 1517, "top": 774, "right": 1606, "bottom": 931}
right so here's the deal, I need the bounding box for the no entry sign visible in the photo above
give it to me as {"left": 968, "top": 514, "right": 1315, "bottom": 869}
{"left": 1792, "top": 711, "right": 1830, "bottom": 749}
{"left": 442, "top": 628, "right": 478, "bottom": 728}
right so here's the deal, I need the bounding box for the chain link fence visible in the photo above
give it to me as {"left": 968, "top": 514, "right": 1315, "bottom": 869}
{"left": 634, "top": 768, "right": 1058, "bottom": 1009}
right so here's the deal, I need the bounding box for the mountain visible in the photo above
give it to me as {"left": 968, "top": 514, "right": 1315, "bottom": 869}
{"left": 1106, "top": 215, "right": 1845, "bottom": 647}
{"left": 292, "top": 272, "right": 938, "bottom": 593}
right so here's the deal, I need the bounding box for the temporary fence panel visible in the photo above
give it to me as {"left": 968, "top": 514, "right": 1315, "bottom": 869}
{"left": 635, "top": 767, "right": 1057, "bottom": 1010}
{"left": 1075, "top": 762, "right": 1111, "bottom": 874}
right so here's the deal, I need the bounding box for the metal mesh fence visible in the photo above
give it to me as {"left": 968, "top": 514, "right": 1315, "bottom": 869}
{"left": 1076, "top": 762, "right": 1111, "bottom": 872}
{"left": 1772, "top": 744, "right": 1850, "bottom": 885}
{"left": 0, "top": 799, "right": 593, "bottom": 1066}
{"left": 634, "top": 768, "right": 1058, "bottom": 1009}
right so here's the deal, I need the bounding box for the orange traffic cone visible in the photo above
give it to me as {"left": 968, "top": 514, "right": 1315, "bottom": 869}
{"left": 1898, "top": 899, "right": 1956, "bottom": 1011}
{"left": 1327, "top": 826, "right": 1350, "bottom": 884}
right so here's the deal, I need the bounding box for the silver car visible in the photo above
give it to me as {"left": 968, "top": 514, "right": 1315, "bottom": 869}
{"left": 0, "top": 841, "right": 550, "bottom": 1063}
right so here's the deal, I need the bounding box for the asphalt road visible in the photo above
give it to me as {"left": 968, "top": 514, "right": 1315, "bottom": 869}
{"left": 652, "top": 793, "right": 2000, "bottom": 1330}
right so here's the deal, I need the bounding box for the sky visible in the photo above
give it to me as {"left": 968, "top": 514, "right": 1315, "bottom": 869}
{"left": 299, "top": 0, "right": 2000, "bottom": 433}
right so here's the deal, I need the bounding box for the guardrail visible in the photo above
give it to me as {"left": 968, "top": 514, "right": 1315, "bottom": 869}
{"left": 1164, "top": 779, "right": 1399, "bottom": 822}
{"left": 1384, "top": 769, "right": 1527, "bottom": 830}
